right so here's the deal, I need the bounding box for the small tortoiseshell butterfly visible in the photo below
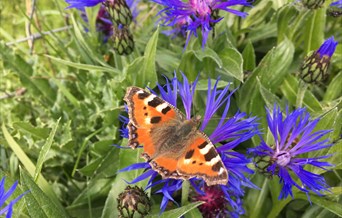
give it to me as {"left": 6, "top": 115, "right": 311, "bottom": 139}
{"left": 124, "top": 86, "right": 228, "bottom": 186}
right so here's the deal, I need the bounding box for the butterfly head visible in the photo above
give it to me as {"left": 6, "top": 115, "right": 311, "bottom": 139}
{"left": 190, "top": 115, "right": 202, "bottom": 127}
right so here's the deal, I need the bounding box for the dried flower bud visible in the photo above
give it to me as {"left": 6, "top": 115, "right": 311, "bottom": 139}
{"left": 104, "top": 0, "right": 132, "bottom": 26}
{"left": 301, "top": 0, "right": 325, "bottom": 9}
{"left": 117, "top": 186, "right": 151, "bottom": 218}
{"left": 300, "top": 36, "right": 338, "bottom": 83}
{"left": 111, "top": 25, "right": 134, "bottom": 55}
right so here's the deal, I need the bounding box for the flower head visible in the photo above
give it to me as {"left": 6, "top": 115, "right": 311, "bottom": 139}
{"left": 117, "top": 186, "right": 151, "bottom": 217}
{"left": 300, "top": 0, "right": 325, "bottom": 9}
{"left": 248, "top": 105, "right": 333, "bottom": 199}
{"left": 300, "top": 36, "right": 338, "bottom": 83}
{"left": 71, "top": 0, "right": 139, "bottom": 54}
{"left": 192, "top": 185, "right": 230, "bottom": 217}
{"left": 119, "top": 73, "right": 259, "bottom": 214}
{"left": 0, "top": 177, "right": 26, "bottom": 218}
{"left": 112, "top": 24, "right": 135, "bottom": 55}
{"left": 330, "top": 0, "right": 342, "bottom": 7}
{"left": 328, "top": 0, "right": 342, "bottom": 16}
{"left": 153, "top": 0, "right": 252, "bottom": 48}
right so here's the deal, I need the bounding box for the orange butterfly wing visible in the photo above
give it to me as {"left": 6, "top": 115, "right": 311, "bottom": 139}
{"left": 177, "top": 132, "right": 228, "bottom": 186}
{"left": 124, "top": 86, "right": 181, "bottom": 159}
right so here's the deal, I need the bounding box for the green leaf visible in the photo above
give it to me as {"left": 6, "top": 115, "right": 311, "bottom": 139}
{"left": 21, "top": 170, "right": 70, "bottom": 218}
{"left": 2, "top": 124, "right": 60, "bottom": 204}
{"left": 295, "top": 192, "right": 342, "bottom": 217}
{"left": 258, "top": 38, "right": 294, "bottom": 91}
{"left": 0, "top": 43, "right": 55, "bottom": 105}
{"left": 147, "top": 201, "right": 204, "bottom": 218}
{"left": 13, "top": 122, "right": 50, "bottom": 139}
{"left": 303, "top": 9, "right": 325, "bottom": 53}
{"left": 191, "top": 48, "right": 223, "bottom": 68}
{"left": 333, "top": 44, "right": 342, "bottom": 69}
{"left": 242, "top": 0, "right": 273, "bottom": 29}
{"left": 217, "top": 47, "right": 244, "bottom": 82}
{"left": 324, "top": 71, "right": 342, "bottom": 101}
{"left": 238, "top": 39, "right": 294, "bottom": 112}
{"left": 242, "top": 40, "right": 256, "bottom": 71}
{"left": 46, "top": 55, "right": 122, "bottom": 75}
{"left": 196, "top": 79, "right": 230, "bottom": 91}
{"left": 258, "top": 78, "right": 282, "bottom": 109}
{"left": 127, "top": 57, "right": 145, "bottom": 84}
{"left": 280, "top": 75, "right": 322, "bottom": 112}
{"left": 79, "top": 146, "right": 119, "bottom": 177}
{"left": 139, "top": 27, "right": 159, "bottom": 87}
{"left": 34, "top": 118, "right": 60, "bottom": 181}
{"left": 277, "top": 4, "right": 297, "bottom": 42}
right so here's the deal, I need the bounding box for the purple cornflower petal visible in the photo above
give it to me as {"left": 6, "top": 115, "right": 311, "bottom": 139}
{"left": 156, "top": 73, "right": 178, "bottom": 107}
{"left": 316, "top": 36, "right": 338, "bottom": 58}
{"left": 178, "top": 73, "right": 198, "bottom": 119}
{"left": 119, "top": 115, "right": 129, "bottom": 138}
{"left": 153, "top": 0, "right": 252, "bottom": 48}
{"left": 65, "top": 0, "right": 104, "bottom": 9}
{"left": 330, "top": 0, "right": 342, "bottom": 7}
{"left": 249, "top": 105, "right": 334, "bottom": 199}
{"left": 126, "top": 0, "right": 140, "bottom": 20}
{"left": 0, "top": 177, "right": 27, "bottom": 218}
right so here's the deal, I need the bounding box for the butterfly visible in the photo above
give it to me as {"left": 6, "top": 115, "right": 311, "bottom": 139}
{"left": 124, "top": 86, "right": 228, "bottom": 186}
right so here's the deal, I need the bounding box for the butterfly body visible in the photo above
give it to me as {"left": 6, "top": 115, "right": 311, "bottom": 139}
{"left": 124, "top": 86, "right": 228, "bottom": 186}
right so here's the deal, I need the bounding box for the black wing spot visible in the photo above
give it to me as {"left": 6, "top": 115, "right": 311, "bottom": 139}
{"left": 150, "top": 116, "right": 162, "bottom": 124}
{"left": 161, "top": 106, "right": 171, "bottom": 114}
{"left": 143, "top": 106, "right": 147, "bottom": 110}
{"left": 144, "top": 113, "right": 148, "bottom": 116}
{"left": 185, "top": 149, "right": 195, "bottom": 159}
{"left": 138, "top": 92, "right": 150, "bottom": 99}
{"left": 204, "top": 147, "right": 217, "bottom": 162}
{"left": 148, "top": 97, "right": 163, "bottom": 107}
{"left": 212, "top": 162, "right": 223, "bottom": 172}
{"left": 198, "top": 142, "right": 207, "bottom": 149}
{"left": 192, "top": 160, "right": 196, "bottom": 164}
{"left": 199, "top": 163, "right": 204, "bottom": 165}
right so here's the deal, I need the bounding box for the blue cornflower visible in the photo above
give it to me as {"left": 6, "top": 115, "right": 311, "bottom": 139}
{"left": 316, "top": 36, "right": 338, "bottom": 58}
{"left": 119, "top": 73, "right": 259, "bottom": 215}
{"left": 66, "top": 0, "right": 104, "bottom": 9}
{"left": 152, "top": 0, "right": 252, "bottom": 48}
{"left": 0, "top": 177, "right": 26, "bottom": 218}
{"left": 300, "top": 36, "right": 338, "bottom": 83}
{"left": 330, "top": 0, "right": 342, "bottom": 7}
{"left": 248, "top": 105, "right": 334, "bottom": 200}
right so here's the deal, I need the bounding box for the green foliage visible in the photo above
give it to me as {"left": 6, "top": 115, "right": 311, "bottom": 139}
{"left": 0, "top": 0, "right": 341, "bottom": 217}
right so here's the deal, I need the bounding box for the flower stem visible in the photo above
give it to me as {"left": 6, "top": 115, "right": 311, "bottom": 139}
{"left": 181, "top": 180, "right": 190, "bottom": 206}
{"left": 250, "top": 178, "right": 269, "bottom": 218}
{"left": 296, "top": 80, "right": 308, "bottom": 108}
{"left": 267, "top": 198, "right": 291, "bottom": 218}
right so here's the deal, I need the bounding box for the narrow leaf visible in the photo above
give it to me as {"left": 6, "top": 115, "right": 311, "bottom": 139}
{"left": 295, "top": 193, "right": 342, "bottom": 217}
{"left": 34, "top": 118, "right": 60, "bottom": 181}
{"left": 140, "top": 27, "right": 159, "bottom": 87}
{"left": 2, "top": 124, "right": 60, "bottom": 204}
{"left": 21, "top": 170, "right": 70, "bottom": 218}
